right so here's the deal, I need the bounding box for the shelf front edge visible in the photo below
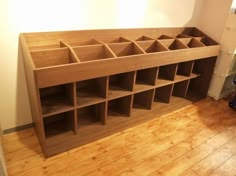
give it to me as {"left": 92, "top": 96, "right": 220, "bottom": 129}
{"left": 35, "top": 46, "right": 220, "bottom": 88}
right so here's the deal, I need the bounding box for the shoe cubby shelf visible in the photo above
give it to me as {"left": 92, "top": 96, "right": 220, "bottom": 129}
{"left": 20, "top": 27, "right": 219, "bottom": 157}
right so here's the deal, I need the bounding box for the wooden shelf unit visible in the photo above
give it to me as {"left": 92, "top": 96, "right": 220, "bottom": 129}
{"left": 20, "top": 27, "right": 220, "bottom": 157}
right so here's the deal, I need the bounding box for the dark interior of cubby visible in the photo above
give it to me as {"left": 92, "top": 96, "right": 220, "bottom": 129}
{"left": 136, "top": 36, "right": 154, "bottom": 41}
{"left": 133, "top": 90, "right": 154, "bottom": 109}
{"left": 108, "top": 72, "right": 135, "bottom": 98}
{"left": 73, "top": 45, "right": 114, "bottom": 62}
{"left": 108, "top": 43, "right": 144, "bottom": 57}
{"left": 108, "top": 96, "right": 132, "bottom": 117}
{"left": 177, "top": 61, "right": 194, "bottom": 76}
{"left": 182, "top": 28, "right": 206, "bottom": 37}
{"left": 40, "top": 84, "right": 74, "bottom": 116}
{"left": 154, "top": 84, "right": 173, "bottom": 103}
{"left": 77, "top": 103, "right": 106, "bottom": 127}
{"left": 200, "top": 37, "right": 218, "bottom": 46}
{"left": 191, "top": 57, "right": 217, "bottom": 97}
{"left": 158, "top": 64, "right": 177, "bottom": 81}
{"left": 43, "top": 111, "right": 74, "bottom": 138}
{"left": 136, "top": 67, "right": 158, "bottom": 85}
{"left": 31, "top": 48, "right": 77, "bottom": 68}
{"left": 172, "top": 80, "right": 189, "bottom": 98}
{"left": 76, "top": 77, "right": 107, "bottom": 107}
{"left": 138, "top": 41, "right": 168, "bottom": 53}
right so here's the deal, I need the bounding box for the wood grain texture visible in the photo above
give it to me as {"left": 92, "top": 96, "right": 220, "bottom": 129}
{"left": 3, "top": 98, "right": 236, "bottom": 176}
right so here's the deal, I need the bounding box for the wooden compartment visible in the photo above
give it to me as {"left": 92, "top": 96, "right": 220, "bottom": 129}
{"left": 108, "top": 72, "right": 135, "bottom": 99}
{"left": 77, "top": 102, "right": 106, "bottom": 127}
{"left": 182, "top": 28, "right": 206, "bottom": 37}
{"left": 73, "top": 44, "right": 114, "bottom": 62}
{"left": 177, "top": 61, "right": 194, "bottom": 77}
{"left": 167, "top": 39, "right": 188, "bottom": 50}
{"left": 156, "top": 64, "right": 177, "bottom": 87}
{"left": 173, "top": 80, "right": 189, "bottom": 97}
{"left": 154, "top": 84, "right": 173, "bottom": 103}
{"left": 134, "top": 67, "right": 158, "bottom": 92}
{"left": 108, "top": 42, "right": 144, "bottom": 57}
{"left": 133, "top": 90, "right": 155, "bottom": 109}
{"left": 31, "top": 48, "right": 77, "bottom": 68}
{"left": 43, "top": 110, "right": 75, "bottom": 138}
{"left": 40, "top": 83, "right": 75, "bottom": 117}
{"left": 137, "top": 41, "right": 168, "bottom": 53}
{"left": 76, "top": 77, "right": 107, "bottom": 107}
{"left": 108, "top": 95, "right": 132, "bottom": 117}
{"left": 200, "top": 37, "right": 218, "bottom": 46}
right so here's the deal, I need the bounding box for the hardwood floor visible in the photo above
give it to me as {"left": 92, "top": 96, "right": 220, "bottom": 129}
{"left": 3, "top": 97, "right": 236, "bottom": 176}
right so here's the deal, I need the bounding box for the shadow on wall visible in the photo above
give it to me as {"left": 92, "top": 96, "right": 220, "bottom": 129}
{"left": 15, "top": 39, "right": 33, "bottom": 131}
{"left": 184, "top": 0, "right": 204, "bottom": 27}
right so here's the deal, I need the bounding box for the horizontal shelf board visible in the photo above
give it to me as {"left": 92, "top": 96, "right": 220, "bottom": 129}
{"left": 133, "top": 82, "right": 155, "bottom": 93}
{"left": 77, "top": 91, "right": 105, "bottom": 108}
{"left": 174, "top": 75, "right": 190, "bottom": 82}
{"left": 41, "top": 96, "right": 74, "bottom": 116}
{"left": 189, "top": 73, "right": 200, "bottom": 79}
{"left": 108, "top": 86, "right": 132, "bottom": 100}
{"left": 42, "top": 107, "right": 75, "bottom": 118}
{"left": 156, "top": 79, "right": 173, "bottom": 87}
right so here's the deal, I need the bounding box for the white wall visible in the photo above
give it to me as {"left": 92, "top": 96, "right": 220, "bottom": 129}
{"left": 0, "top": 0, "right": 203, "bottom": 130}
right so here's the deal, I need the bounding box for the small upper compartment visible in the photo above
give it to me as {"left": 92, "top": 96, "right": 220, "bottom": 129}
{"left": 159, "top": 39, "right": 188, "bottom": 50}
{"left": 30, "top": 48, "right": 78, "bottom": 68}
{"left": 108, "top": 42, "right": 144, "bottom": 57}
{"left": 137, "top": 41, "right": 168, "bottom": 53}
{"left": 181, "top": 28, "right": 206, "bottom": 37}
{"left": 178, "top": 38, "right": 205, "bottom": 48}
{"left": 73, "top": 44, "right": 115, "bottom": 62}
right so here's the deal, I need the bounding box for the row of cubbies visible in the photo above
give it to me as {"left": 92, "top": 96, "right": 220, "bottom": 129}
{"left": 42, "top": 60, "right": 202, "bottom": 139}
{"left": 30, "top": 35, "right": 217, "bottom": 69}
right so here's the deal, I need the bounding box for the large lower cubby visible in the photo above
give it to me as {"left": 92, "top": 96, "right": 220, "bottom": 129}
{"left": 134, "top": 67, "right": 158, "bottom": 92}
{"left": 156, "top": 64, "right": 177, "bottom": 87}
{"left": 43, "top": 110, "right": 75, "bottom": 138}
{"left": 108, "top": 95, "right": 132, "bottom": 118}
{"left": 39, "top": 83, "right": 75, "bottom": 117}
{"left": 108, "top": 72, "right": 135, "bottom": 99}
{"left": 76, "top": 77, "right": 107, "bottom": 107}
{"left": 154, "top": 84, "right": 174, "bottom": 103}
{"left": 77, "top": 102, "right": 106, "bottom": 127}
{"left": 21, "top": 27, "right": 219, "bottom": 157}
{"left": 173, "top": 80, "right": 190, "bottom": 98}
{"left": 133, "top": 90, "right": 155, "bottom": 110}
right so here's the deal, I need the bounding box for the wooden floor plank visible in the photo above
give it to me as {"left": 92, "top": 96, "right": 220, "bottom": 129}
{"left": 3, "top": 97, "right": 236, "bottom": 176}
